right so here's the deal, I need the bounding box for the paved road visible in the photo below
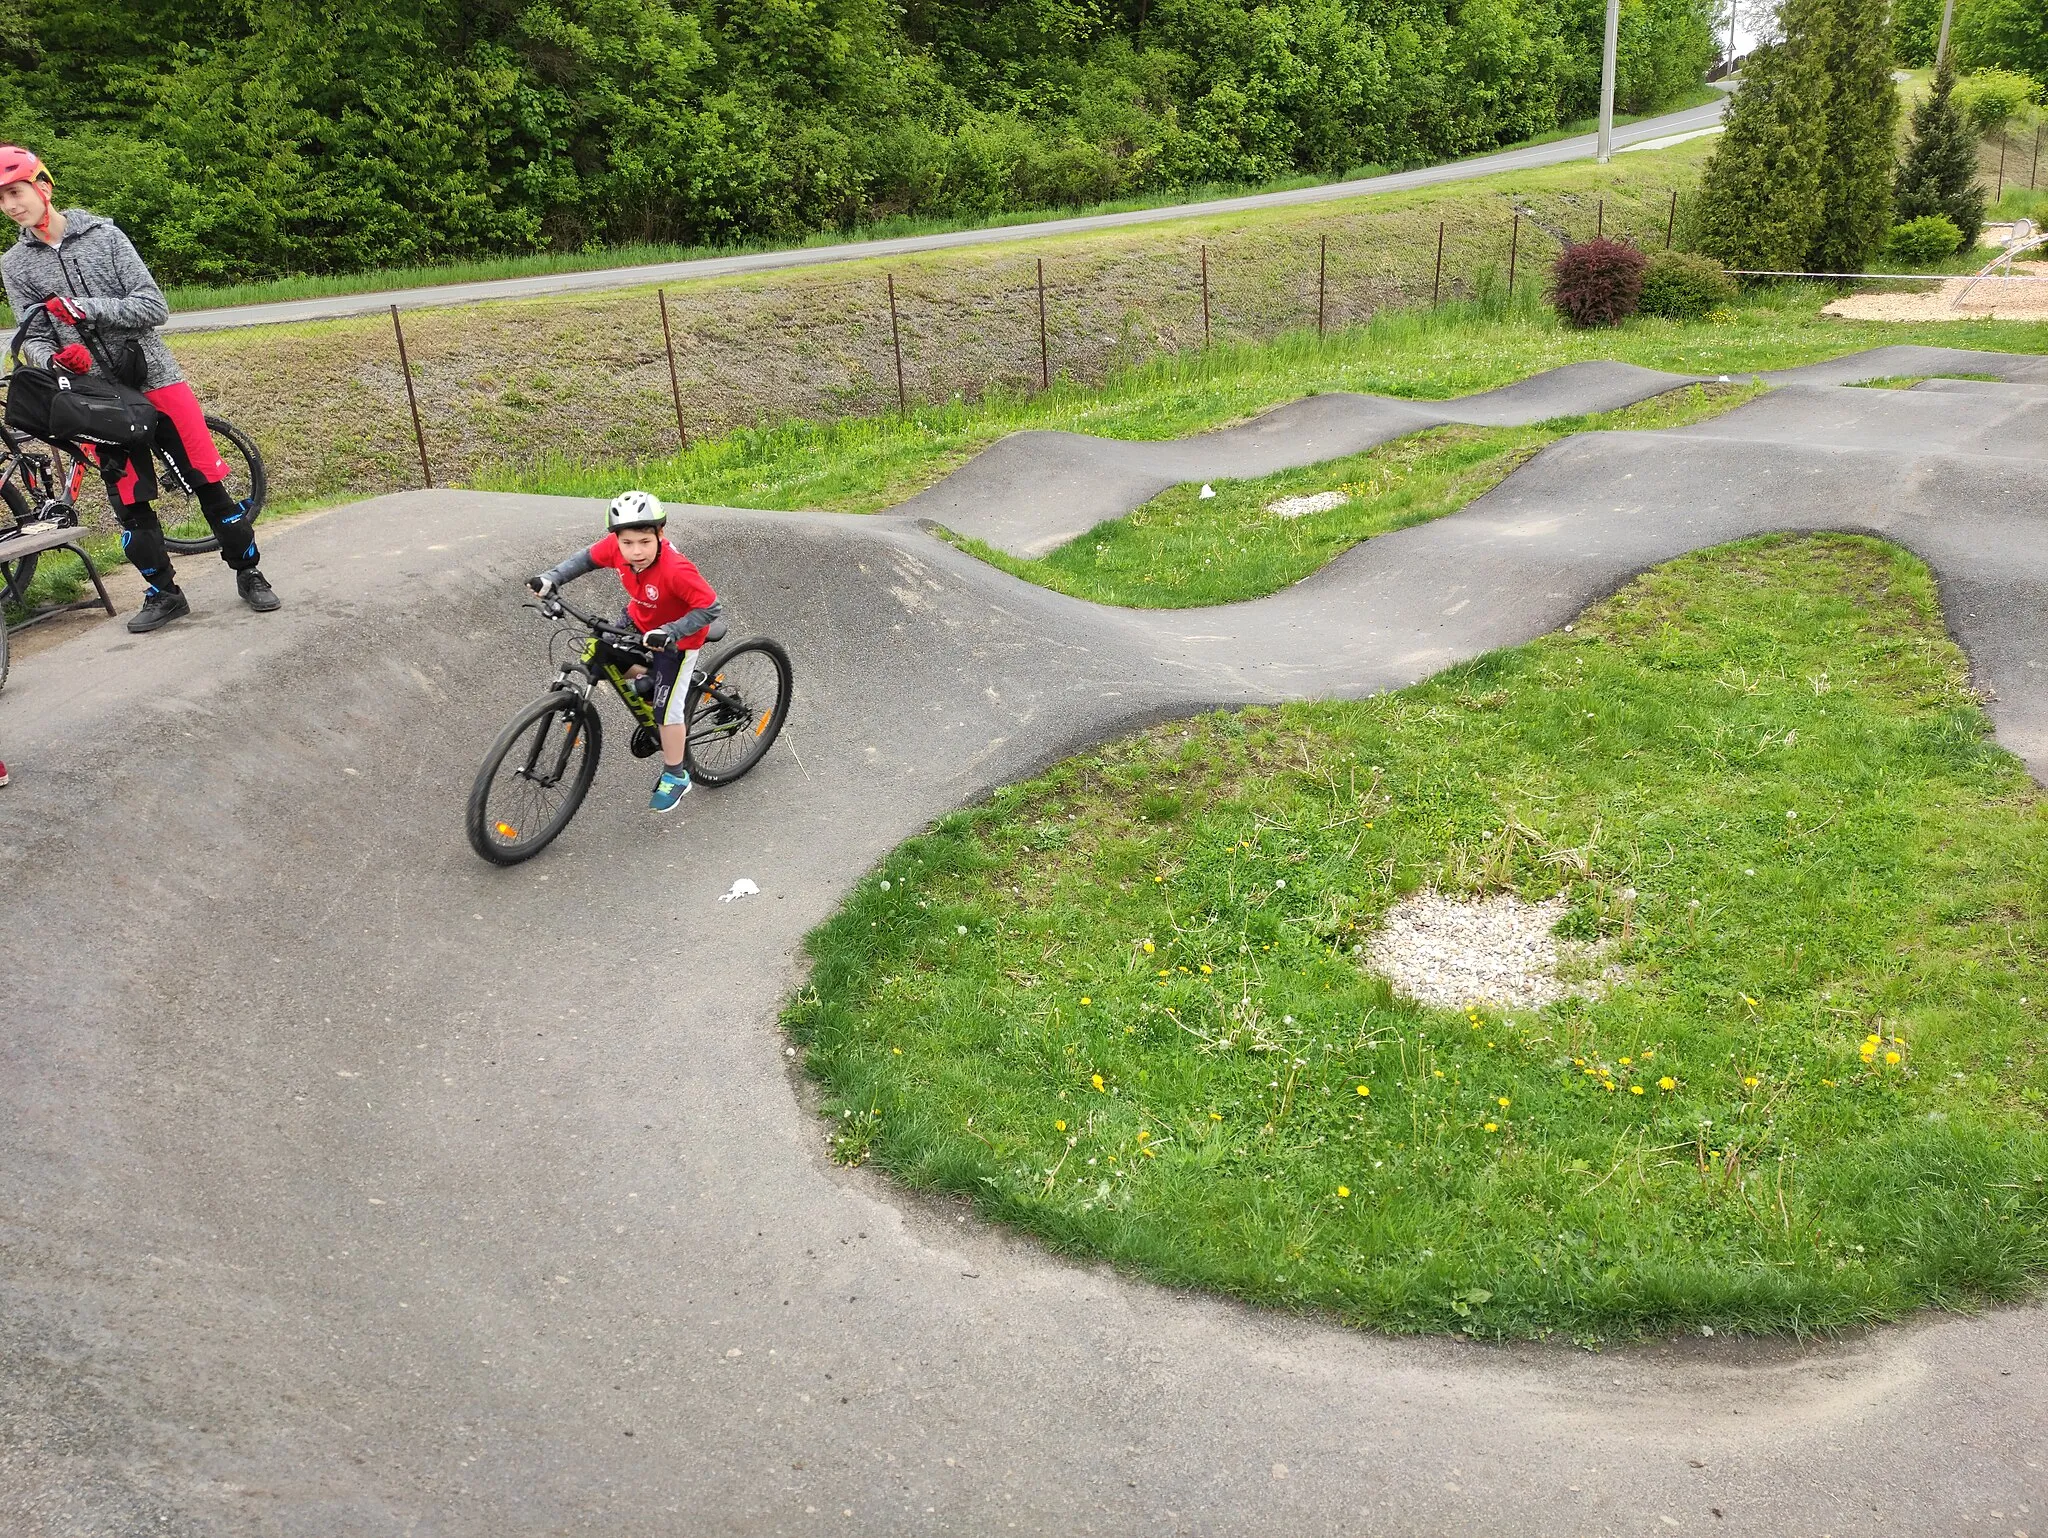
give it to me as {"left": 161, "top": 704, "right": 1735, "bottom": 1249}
{"left": 4, "top": 343, "right": 2046, "bottom": 1537}
{"left": 163, "top": 96, "right": 1729, "bottom": 335}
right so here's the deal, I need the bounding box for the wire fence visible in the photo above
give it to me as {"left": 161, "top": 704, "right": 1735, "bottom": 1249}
{"left": 176, "top": 189, "right": 1689, "bottom": 510}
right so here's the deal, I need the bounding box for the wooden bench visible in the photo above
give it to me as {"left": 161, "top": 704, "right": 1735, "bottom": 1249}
{"left": 0, "top": 518, "right": 116, "bottom": 632}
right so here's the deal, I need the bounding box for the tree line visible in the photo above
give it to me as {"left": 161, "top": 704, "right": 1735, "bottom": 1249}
{"left": 0, "top": 0, "right": 1713, "bottom": 285}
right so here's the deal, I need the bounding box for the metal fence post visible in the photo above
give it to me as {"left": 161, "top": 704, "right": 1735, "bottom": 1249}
{"left": 389, "top": 305, "right": 430, "bottom": 489}
{"left": 1597, "top": 199, "right": 1605, "bottom": 240}
{"left": 1317, "top": 233, "right": 1328, "bottom": 336}
{"left": 1431, "top": 222, "right": 1444, "bottom": 308}
{"left": 1507, "top": 212, "right": 1520, "bottom": 295}
{"left": 1666, "top": 190, "right": 1678, "bottom": 248}
{"left": 886, "top": 272, "right": 906, "bottom": 416}
{"left": 2033, "top": 119, "right": 2042, "bottom": 189}
{"left": 1036, "top": 257, "right": 1049, "bottom": 390}
{"left": 657, "top": 288, "right": 688, "bottom": 452}
{"left": 1200, "top": 244, "right": 1211, "bottom": 347}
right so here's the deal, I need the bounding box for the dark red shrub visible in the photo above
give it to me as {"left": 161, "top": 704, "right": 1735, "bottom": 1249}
{"left": 1548, "top": 238, "right": 1649, "bottom": 328}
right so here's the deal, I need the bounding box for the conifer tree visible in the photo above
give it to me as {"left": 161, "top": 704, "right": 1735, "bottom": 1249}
{"left": 1810, "top": 0, "right": 1899, "bottom": 272}
{"left": 1685, "top": 0, "right": 1831, "bottom": 273}
{"left": 1895, "top": 54, "right": 1987, "bottom": 247}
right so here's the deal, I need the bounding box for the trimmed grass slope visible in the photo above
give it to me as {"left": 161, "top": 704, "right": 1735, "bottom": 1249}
{"left": 785, "top": 536, "right": 2048, "bottom": 1341}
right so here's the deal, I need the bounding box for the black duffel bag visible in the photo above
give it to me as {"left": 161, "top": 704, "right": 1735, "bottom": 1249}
{"left": 3, "top": 316, "right": 157, "bottom": 448}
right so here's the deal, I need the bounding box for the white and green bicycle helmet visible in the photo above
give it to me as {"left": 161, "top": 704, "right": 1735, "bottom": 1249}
{"left": 607, "top": 489, "right": 666, "bottom": 532}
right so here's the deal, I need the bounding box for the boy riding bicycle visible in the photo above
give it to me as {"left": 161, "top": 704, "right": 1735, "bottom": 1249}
{"left": 528, "top": 490, "right": 718, "bottom": 813}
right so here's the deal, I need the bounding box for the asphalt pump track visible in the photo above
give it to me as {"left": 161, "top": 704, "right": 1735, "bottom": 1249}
{"left": 4, "top": 344, "right": 2047, "bottom": 1535}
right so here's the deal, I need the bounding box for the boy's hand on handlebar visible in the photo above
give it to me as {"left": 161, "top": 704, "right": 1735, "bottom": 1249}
{"left": 643, "top": 627, "right": 678, "bottom": 651}
{"left": 44, "top": 296, "right": 86, "bottom": 324}
{"left": 50, "top": 343, "right": 92, "bottom": 373}
{"left": 527, "top": 574, "right": 555, "bottom": 596}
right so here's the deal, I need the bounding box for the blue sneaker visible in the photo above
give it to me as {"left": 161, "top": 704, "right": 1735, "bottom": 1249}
{"left": 649, "top": 765, "right": 691, "bottom": 813}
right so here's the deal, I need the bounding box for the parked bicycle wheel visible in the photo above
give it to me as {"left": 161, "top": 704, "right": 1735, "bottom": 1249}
{"left": 161, "top": 416, "right": 267, "bottom": 555}
{"left": 685, "top": 638, "right": 793, "bottom": 786}
{"left": 1, "top": 479, "right": 38, "bottom": 607}
{"left": 466, "top": 691, "right": 604, "bottom": 865}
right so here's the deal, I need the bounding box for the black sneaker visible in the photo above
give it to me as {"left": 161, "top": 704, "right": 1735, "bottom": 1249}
{"left": 127, "top": 586, "right": 190, "bottom": 633}
{"left": 237, "top": 568, "right": 281, "bottom": 612}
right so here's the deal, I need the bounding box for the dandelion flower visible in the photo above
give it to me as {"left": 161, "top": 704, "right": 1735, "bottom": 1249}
{"left": 1336, "top": 1186, "right": 1350, "bottom": 1198}
{"left": 1629, "top": 1084, "right": 1645, "bottom": 1096}
{"left": 1080, "top": 997, "right": 1091, "bottom": 1006}
{"left": 1484, "top": 1122, "right": 1499, "bottom": 1133}
{"left": 1885, "top": 1051, "right": 1901, "bottom": 1065}
{"left": 1209, "top": 1111, "right": 1222, "bottom": 1120}
{"left": 1658, "top": 1076, "right": 1676, "bottom": 1091}
{"left": 892, "top": 1047, "right": 902, "bottom": 1056}
{"left": 1141, "top": 1146, "right": 1155, "bottom": 1158}
{"left": 1620, "top": 1057, "right": 1632, "bottom": 1066}
{"left": 1137, "top": 1130, "right": 1150, "bottom": 1141}
{"left": 1743, "top": 1076, "right": 1760, "bottom": 1088}
{"left": 1200, "top": 964, "right": 1213, "bottom": 975}
{"left": 1091, "top": 1074, "right": 1105, "bottom": 1092}
{"left": 1356, "top": 1084, "right": 1371, "bottom": 1097}
{"left": 1055, "top": 1120, "right": 1067, "bottom": 1132}
{"left": 1497, "top": 1097, "right": 1511, "bottom": 1109}
{"left": 956, "top": 924, "right": 968, "bottom": 936}
{"left": 1142, "top": 940, "right": 1154, "bottom": 953}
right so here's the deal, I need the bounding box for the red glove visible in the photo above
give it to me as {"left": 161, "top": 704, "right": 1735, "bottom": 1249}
{"left": 50, "top": 343, "right": 93, "bottom": 372}
{"left": 44, "top": 296, "right": 85, "bottom": 324}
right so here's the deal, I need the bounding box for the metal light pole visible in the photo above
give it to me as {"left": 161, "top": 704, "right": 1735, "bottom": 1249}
{"left": 1597, "top": 0, "right": 1620, "bottom": 163}
{"left": 1935, "top": 0, "right": 1955, "bottom": 67}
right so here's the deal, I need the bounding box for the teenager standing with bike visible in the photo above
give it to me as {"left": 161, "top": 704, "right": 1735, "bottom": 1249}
{"left": 0, "top": 146, "right": 280, "bottom": 632}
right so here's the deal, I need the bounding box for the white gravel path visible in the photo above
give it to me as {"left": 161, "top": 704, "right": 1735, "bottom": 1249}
{"left": 1365, "top": 889, "right": 1610, "bottom": 1010}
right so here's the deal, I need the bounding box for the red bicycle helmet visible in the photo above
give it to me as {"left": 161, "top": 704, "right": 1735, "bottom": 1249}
{"left": 0, "top": 145, "right": 51, "bottom": 193}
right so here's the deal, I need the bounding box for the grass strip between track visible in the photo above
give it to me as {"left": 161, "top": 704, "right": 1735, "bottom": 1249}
{"left": 784, "top": 535, "right": 2048, "bottom": 1341}
{"left": 937, "top": 381, "right": 1765, "bottom": 608}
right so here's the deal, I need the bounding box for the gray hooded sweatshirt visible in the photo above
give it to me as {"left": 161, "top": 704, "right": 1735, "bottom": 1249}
{"left": 1, "top": 209, "right": 182, "bottom": 390}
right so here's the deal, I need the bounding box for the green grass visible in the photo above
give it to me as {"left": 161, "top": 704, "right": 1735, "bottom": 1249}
{"left": 494, "top": 282, "right": 2048, "bottom": 520}
{"left": 783, "top": 535, "right": 2048, "bottom": 1341}
{"left": 942, "top": 380, "right": 1764, "bottom": 607}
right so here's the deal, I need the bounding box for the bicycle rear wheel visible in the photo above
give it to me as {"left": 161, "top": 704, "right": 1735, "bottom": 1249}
{"left": 685, "top": 638, "right": 793, "bottom": 786}
{"left": 1, "top": 480, "right": 38, "bottom": 607}
{"left": 466, "top": 691, "right": 603, "bottom": 865}
{"left": 161, "top": 416, "right": 268, "bottom": 555}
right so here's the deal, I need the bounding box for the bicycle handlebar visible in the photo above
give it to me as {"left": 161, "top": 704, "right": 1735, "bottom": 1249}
{"left": 527, "top": 592, "right": 671, "bottom": 654}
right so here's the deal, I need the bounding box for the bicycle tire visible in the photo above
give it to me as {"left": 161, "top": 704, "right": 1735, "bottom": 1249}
{"left": 162, "top": 416, "right": 268, "bottom": 556}
{"left": 685, "top": 637, "right": 793, "bottom": 787}
{"left": 1, "top": 479, "right": 38, "bottom": 607}
{"left": 466, "top": 691, "right": 603, "bottom": 865}
{"left": 0, "top": 594, "right": 9, "bottom": 693}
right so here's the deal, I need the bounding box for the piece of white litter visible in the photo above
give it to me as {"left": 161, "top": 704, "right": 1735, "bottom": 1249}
{"left": 1197, "top": 483, "right": 1216, "bottom": 499}
{"left": 719, "top": 878, "right": 761, "bottom": 903}
{"left": 1267, "top": 489, "right": 1349, "bottom": 520}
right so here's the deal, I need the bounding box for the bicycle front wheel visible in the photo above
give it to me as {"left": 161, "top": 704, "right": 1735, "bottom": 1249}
{"left": 162, "top": 416, "right": 268, "bottom": 555}
{"left": 466, "top": 692, "right": 603, "bottom": 865}
{"left": 685, "top": 638, "right": 793, "bottom": 786}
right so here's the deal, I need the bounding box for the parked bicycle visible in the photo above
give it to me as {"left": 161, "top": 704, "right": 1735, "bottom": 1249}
{"left": 0, "top": 404, "right": 265, "bottom": 607}
{"left": 466, "top": 588, "right": 794, "bottom": 865}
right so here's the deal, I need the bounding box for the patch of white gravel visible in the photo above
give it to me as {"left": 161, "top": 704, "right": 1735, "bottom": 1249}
{"left": 1365, "top": 889, "right": 1611, "bottom": 1010}
{"left": 1267, "top": 489, "right": 1349, "bottom": 520}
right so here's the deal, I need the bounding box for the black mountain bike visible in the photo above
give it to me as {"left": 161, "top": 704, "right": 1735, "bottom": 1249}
{"left": 0, "top": 407, "right": 266, "bottom": 606}
{"left": 466, "top": 590, "right": 794, "bottom": 865}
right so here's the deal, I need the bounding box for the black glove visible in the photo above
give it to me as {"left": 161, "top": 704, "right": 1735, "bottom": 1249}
{"left": 528, "top": 574, "right": 555, "bottom": 596}
{"left": 642, "top": 626, "right": 678, "bottom": 651}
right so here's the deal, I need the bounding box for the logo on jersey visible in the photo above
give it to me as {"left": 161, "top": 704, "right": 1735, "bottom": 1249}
{"left": 646, "top": 584, "right": 659, "bottom": 599}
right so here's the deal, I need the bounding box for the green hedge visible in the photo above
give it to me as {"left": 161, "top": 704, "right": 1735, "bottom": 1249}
{"left": 0, "top": 0, "right": 1716, "bottom": 286}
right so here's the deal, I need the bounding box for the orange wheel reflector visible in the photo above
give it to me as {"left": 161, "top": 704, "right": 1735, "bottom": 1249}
{"left": 755, "top": 710, "right": 773, "bottom": 736}
{"left": 494, "top": 821, "right": 519, "bottom": 838}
